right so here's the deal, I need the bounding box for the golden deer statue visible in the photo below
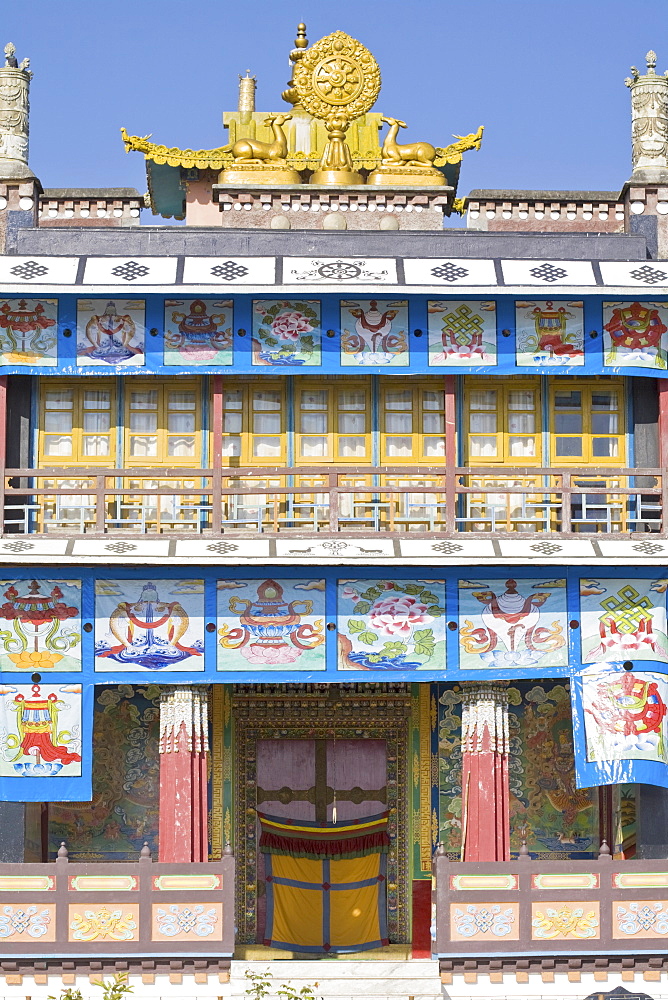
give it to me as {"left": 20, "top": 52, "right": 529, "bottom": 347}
{"left": 231, "top": 113, "right": 292, "bottom": 163}
{"left": 380, "top": 116, "right": 437, "bottom": 168}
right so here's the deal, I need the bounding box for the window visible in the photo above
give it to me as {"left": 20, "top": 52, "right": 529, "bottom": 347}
{"left": 296, "top": 381, "right": 370, "bottom": 464}
{"left": 550, "top": 381, "right": 624, "bottom": 465}
{"left": 464, "top": 380, "right": 540, "bottom": 465}
{"left": 380, "top": 382, "right": 445, "bottom": 462}
{"left": 39, "top": 381, "right": 115, "bottom": 465}
{"left": 220, "top": 382, "right": 285, "bottom": 465}
{"left": 125, "top": 383, "right": 200, "bottom": 466}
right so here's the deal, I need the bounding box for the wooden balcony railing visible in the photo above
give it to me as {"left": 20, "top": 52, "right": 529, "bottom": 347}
{"left": 1, "top": 465, "right": 664, "bottom": 537}
{"left": 0, "top": 846, "right": 235, "bottom": 958}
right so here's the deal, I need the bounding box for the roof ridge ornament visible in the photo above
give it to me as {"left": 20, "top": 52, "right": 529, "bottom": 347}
{"left": 625, "top": 49, "right": 668, "bottom": 180}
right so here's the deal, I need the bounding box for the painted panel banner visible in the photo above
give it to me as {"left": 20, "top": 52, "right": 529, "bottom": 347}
{"left": 570, "top": 665, "right": 668, "bottom": 789}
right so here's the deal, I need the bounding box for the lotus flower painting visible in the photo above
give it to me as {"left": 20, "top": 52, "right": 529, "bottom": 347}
{"left": 252, "top": 300, "right": 321, "bottom": 367}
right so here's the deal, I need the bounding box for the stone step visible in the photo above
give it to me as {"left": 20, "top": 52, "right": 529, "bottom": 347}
{"left": 231, "top": 961, "right": 440, "bottom": 980}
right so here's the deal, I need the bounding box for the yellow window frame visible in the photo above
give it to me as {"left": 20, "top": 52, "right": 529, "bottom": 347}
{"left": 464, "top": 377, "right": 542, "bottom": 466}
{"left": 380, "top": 378, "right": 447, "bottom": 464}
{"left": 548, "top": 378, "right": 626, "bottom": 466}
{"left": 296, "top": 378, "right": 371, "bottom": 466}
{"left": 220, "top": 379, "right": 286, "bottom": 467}
{"left": 124, "top": 379, "right": 202, "bottom": 468}
{"left": 38, "top": 377, "right": 117, "bottom": 467}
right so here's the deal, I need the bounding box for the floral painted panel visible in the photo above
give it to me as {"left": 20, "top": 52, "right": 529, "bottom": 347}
{"left": 76, "top": 299, "right": 145, "bottom": 366}
{"left": 427, "top": 300, "right": 496, "bottom": 366}
{"left": 252, "top": 299, "right": 321, "bottom": 366}
{"left": 0, "top": 298, "right": 58, "bottom": 366}
{"left": 603, "top": 300, "right": 668, "bottom": 370}
{"left": 579, "top": 577, "right": 668, "bottom": 663}
{"left": 217, "top": 579, "right": 325, "bottom": 671}
{"left": 340, "top": 299, "right": 409, "bottom": 366}
{"left": 458, "top": 577, "right": 568, "bottom": 670}
{"left": 94, "top": 580, "right": 204, "bottom": 671}
{"left": 164, "top": 298, "right": 233, "bottom": 366}
{"left": 0, "top": 579, "right": 81, "bottom": 672}
{"left": 338, "top": 579, "right": 446, "bottom": 671}
{"left": 0, "top": 682, "right": 82, "bottom": 778}
{"left": 515, "top": 300, "right": 584, "bottom": 366}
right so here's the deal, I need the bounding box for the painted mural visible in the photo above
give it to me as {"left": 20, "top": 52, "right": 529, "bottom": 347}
{"left": 252, "top": 299, "right": 321, "bottom": 366}
{"left": 438, "top": 681, "right": 598, "bottom": 857}
{"left": 458, "top": 577, "right": 568, "bottom": 670}
{"left": 217, "top": 579, "right": 325, "bottom": 671}
{"left": 515, "top": 300, "right": 584, "bottom": 366}
{"left": 579, "top": 577, "right": 668, "bottom": 663}
{"left": 76, "top": 299, "right": 145, "bottom": 366}
{"left": 164, "top": 298, "right": 233, "bottom": 365}
{"left": 603, "top": 300, "right": 668, "bottom": 369}
{"left": 0, "top": 298, "right": 58, "bottom": 366}
{"left": 95, "top": 580, "right": 204, "bottom": 671}
{"left": 340, "top": 299, "right": 409, "bottom": 366}
{"left": 49, "top": 685, "right": 159, "bottom": 860}
{"left": 0, "top": 579, "right": 81, "bottom": 672}
{"left": 582, "top": 667, "right": 668, "bottom": 765}
{"left": 427, "top": 300, "right": 496, "bottom": 365}
{"left": 0, "top": 682, "right": 82, "bottom": 778}
{"left": 338, "top": 580, "right": 446, "bottom": 671}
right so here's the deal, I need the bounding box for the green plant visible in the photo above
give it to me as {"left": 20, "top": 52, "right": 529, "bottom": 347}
{"left": 244, "top": 968, "right": 320, "bottom": 1000}
{"left": 49, "top": 973, "right": 132, "bottom": 1000}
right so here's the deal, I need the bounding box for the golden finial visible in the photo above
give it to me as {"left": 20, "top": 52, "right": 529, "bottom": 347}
{"left": 238, "top": 70, "right": 256, "bottom": 122}
{"left": 282, "top": 23, "right": 309, "bottom": 108}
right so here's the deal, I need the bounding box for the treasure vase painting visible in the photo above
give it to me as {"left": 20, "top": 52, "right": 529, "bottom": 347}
{"left": 515, "top": 300, "right": 584, "bottom": 366}
{"left": 340, "top": 299, "right": 409, "bottom": 366}
{"left": 427, "top": 300, "right": 496, "bottom": 366}
{"left": 164, "top": 298, "right": 233, "bottom": 366}
{"left": 217, "top": 579, "right": 325, "bottom": 671}
{"left": 338, "top": 579, "right": 446, "bottom": 671}
{"left": 0, "top": 682, "right": 82, "bottom": 778}
{"left": 458, "top": 577, "right": 568, "bottom": 670}
{"left": 579, "top": 578, "right": 668, "bottom": 664}
{"left": 95, "top": 580, "right": 204, "bottom": 671}
{"left": 603, "top": 301, "right": 668, "bottom": 369}
{"left": 0, "top": 298, "right": 58, "bottom": 366}
{"left": 252, "top": 300, "right": 321, "bottom": 366}
{"left": 76, "top": 299, "right": 145, "bottom": 366}
{"left": 0, "top": 579, "right": 81, "bottom": 672}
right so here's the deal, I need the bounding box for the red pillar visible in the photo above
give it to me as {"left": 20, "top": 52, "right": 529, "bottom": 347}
{"left": 159, "top": 687, "right": 209, "bottom": 862}
{"left": 460, "top": 683, "right": 510, "bottom": 861}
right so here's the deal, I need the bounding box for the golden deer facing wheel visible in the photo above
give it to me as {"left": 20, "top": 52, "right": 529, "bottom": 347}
{"left": 231, "top": 113, "right": 292, "bottom": 163}
{"left": 380, "top": 116, "right": 437, "bottom": 167}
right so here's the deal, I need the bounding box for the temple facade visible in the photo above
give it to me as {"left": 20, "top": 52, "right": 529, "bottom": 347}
{"left": 2, "top": 25, "right": 668, "bottom": 1000}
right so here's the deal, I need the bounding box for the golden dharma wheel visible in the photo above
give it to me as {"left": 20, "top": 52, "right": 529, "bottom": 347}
{"left": 293, "top": 30, "right": 381, "bottom": 125}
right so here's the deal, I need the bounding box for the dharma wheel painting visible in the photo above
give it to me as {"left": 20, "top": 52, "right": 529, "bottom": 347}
{"left": 338, "top": 579, "right": 446, "bottom": 670}
{"left": 164, "top": 298, "right": 233, "bottom": 365}
{"left": 579, "top": 577, "right": 668, "bottom": 663}
{"left": 515, "top": 301, "right": 584, "bottom": 366}
{"left": 581, "top": 667, "right": 668, "bottom": 766}
{"left": 252, "top": 299, "right": 321, "bottom": 366}
{"left": 94, "top": 580, "right": 204, "bottom": 671}
{"left": 0, "top": 579, "right": 81, "bottom": 672}
{"left": 0, "top": 682, "right": 82, "bottom": 778}
{"left": 427, "top": 300, "right": 496, "bottom": 366}
{"left": 76, "top": 299, "right": 145, "bottom": 366}
{"left": 217, "top": 578, "right": 325, "bottom": 671}
{"left": 603, "top": 300, "right": 668, "bottom": 369}
{"left": 458, "top": 578, "right": 568, "bottom": 670}
{"left": 0, "top": 298, "right": 58, "bottom": 366}
{"left": 340, "top": 299, "right": 409, "bottom": 366}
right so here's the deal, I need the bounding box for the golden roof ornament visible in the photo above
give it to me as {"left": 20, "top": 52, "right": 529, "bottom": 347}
{"left": 282, "top": 23, "right": 309, "bottom": 109}
{"left": 293, "top": 29, "right": 381, "bottom": 184}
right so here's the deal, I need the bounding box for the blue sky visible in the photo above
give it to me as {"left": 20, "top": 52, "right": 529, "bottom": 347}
{"left": 4, "top": 0, "right": 668, "bottom": 206}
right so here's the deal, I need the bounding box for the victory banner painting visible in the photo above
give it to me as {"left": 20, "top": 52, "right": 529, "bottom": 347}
{"left": 427, "top": 300, "right": 496, "bottom": 366}
{"left": 0, "top": 298, "right": 58, "bottom": 366}
{"left": 515, "top": 301, "right": 584, "bottom": 366}
{"left": 458, "top": 578, "right": 568, "bottom": 670}
{"left": 0, "top": 579, "right": 81, "bottom": 672}
{"left": 340, "top": 299, "right": 409, "bottom": 366}
{"left": 603, "top": 300, "right": 668, "bottom": 370}
{"left": 164, "top": 298, "right": 233, "bottom": 365}
{"left": 579, "top": 578, "right": 668, "bottom": 664}
{"left": 95, "top": 580, "right": 204, "bottom": 671}
{"left": 217, "top": 578, "right": 325, "bottom": 671}
{"left": 76, "top": 299, "right": 145, "bottom": 366}
{"left": 252, "top": 299, "right": 321, "bottom": 366}
{"left": 338, "top": 579, "right": 446, "bottom": 671}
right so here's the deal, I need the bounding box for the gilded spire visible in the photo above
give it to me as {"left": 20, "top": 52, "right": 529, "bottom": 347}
{"left": 282, "top": 22, "right": 309, "bottom": 109}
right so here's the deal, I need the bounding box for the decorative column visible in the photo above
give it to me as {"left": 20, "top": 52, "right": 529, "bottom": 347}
{"left": 158, "top": 686, "right": 209, "bottom": 862}
{"left": 626, "top": 51, "right": 668, "bottom": 182}
{"left": 460, "top": 682, "right": 510, "bottom": 861}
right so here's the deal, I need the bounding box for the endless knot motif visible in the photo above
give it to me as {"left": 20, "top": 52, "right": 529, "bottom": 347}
{"left": 155, "top": 904, "right": 218, "bottom": 938}
{"left": 617, "top": 902, "right": 668, "bottom": 936}
{"left": 206, "top": 541, "right": 239, "bottom": 554}
{"left": 629, "top": 264, "right": 668, "bottom": 285}
{"left": 432, "top": 541, "right": 464, "bottom": 554}
{"left": 0, "top": 540, "right": 34, "bottom": 552}
{"left": 110, "top": 260, "right": 150, "bottom": 281}
{"left": 104, "top": 541, "right": 138, "bottom": 554}
{"left": 438, "top": 304, "right": 485, "bottom": 346}
{"left": 317, "top": 260, "right": 362, "bottom": 280}
{"left": 210, "top": 261, "right": 249, "bottom": 281}
{"left": 9, "top": 260, "right": 49, "bottom": 280}
{"left": 529, "top": 262, "right": 568, "bottom": 283}
{"left": 0, "top": 905, "right": 51, "bottom": 939}
{"left": 530, "top": 541, "right": 563, "bottom": 555}
{"left": 452, "top": 904, "right": 515, "bottom": 938}
{"left": 431, "top": 262, "right": 469, "bottom": 282}
{"left": 632, "top": 540, "right": 665, "bottom": 555}
{"left": 600, "top": 584, "right": 653, "bottom": 634}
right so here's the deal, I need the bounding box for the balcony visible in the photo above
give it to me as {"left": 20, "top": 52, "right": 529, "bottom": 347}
{"left": 0, "top": 466, "right": 664, "bottom": 537}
